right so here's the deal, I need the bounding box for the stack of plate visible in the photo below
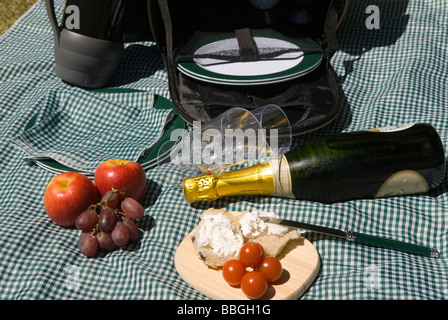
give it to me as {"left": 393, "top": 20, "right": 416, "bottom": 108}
{"left": 177, "top": 35, "right": 323, "bottom": 86}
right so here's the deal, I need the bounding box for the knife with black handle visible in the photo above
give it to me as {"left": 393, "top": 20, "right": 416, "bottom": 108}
{"left": 261, "top": 217, "right": 440, "bottom": 258}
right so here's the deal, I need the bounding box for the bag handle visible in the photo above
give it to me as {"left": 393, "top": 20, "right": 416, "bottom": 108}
{"left": 44, "top": 0, "right": 60, "bottom": 45}
{"left": 324, "top": 0, "right": 342, "bottom": 60}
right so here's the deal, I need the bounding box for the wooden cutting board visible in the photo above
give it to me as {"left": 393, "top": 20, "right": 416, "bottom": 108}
{"left": 175, "top": 229, "right": 320, "bottom": 300}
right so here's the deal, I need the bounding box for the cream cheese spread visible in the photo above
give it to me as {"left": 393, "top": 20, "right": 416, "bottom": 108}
{"left": 195, "top": 212, "right": 244, "bottom": 258}
{"left": 239, "top": 210, "right": 289, "bottom": 239}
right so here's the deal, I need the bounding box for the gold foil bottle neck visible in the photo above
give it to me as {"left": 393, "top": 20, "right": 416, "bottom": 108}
{"left": 183, "top": 175, "right": 219, "bottom": 203}
{"left": 182, "top": 162, "right": 275, "bottom": 203}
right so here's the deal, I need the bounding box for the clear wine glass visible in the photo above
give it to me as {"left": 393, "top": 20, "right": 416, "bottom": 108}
{"left": 157, "top": 105, "right": 291, "bottom": 188}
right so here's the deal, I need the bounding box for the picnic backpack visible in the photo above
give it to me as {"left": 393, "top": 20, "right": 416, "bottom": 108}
{"left": 45, "top": 0, "right": 348, "bottom": 136}
{"left": 147, "top": 0, "right": 349, "bottom": 135}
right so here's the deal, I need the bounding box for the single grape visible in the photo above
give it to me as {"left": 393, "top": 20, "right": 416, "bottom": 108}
{"left": 101, "top": 190, "right": 119, "bottom": 209}
{"left": 75, "top": 209, "right": 98, "bottom": 232}
{"left": 98, "top": 206, "right": 117, "bottom": 233}
{"left": 111, "top": 221, "right": 129, "bottom": 246}
{"left": 121, "top": 197, "right": 144, "bottom": 220}
{"left": 97, "top": 231, "right": 117, "bottom": 252}
{"left": 79, "top": 232, "right": 98, "bottom": 257}
{"left": 123, "top": 218, "right": 141, "bottom": 244}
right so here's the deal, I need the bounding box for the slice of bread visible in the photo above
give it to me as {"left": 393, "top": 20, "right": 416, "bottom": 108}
{"left": 248, "top": 231, "right": 302, "bottom": 258}
{"left": 191, "top": 208, "right": 301, "bottom": 268}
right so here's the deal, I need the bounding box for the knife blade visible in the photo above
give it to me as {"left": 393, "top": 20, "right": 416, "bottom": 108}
{"left": 261, "top": 216, "right": 440, "bottom": 259}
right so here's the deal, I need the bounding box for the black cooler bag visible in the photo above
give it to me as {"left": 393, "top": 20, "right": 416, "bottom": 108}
{"left": 147, "top": 0, "right": 348, "bottom": 135}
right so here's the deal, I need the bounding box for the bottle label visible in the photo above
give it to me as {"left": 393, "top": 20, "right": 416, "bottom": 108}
{"left": 374, "top": 170, "right": 429, "bottom": 198}
{"left": 269, "top": 155, "right": 295, "bottom": 199}
{"left": 365, "top": 123, "right": 416, "bottom": 133}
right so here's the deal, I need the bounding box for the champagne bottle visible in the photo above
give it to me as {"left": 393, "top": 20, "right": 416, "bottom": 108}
{"left": 182, "top": 123, "right": 446, "bottom": 203}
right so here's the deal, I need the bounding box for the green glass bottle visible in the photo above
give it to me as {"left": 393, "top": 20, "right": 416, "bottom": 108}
{"left": 183, "top": 123, "right": 446, "bottom": 203}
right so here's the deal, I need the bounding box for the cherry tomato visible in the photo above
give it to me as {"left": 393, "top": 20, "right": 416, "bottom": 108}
{"left": 257, "top": 256, "right": 283, "bottom": 283}
{"left": 240, "top": 271, "right": 267, "bottom": 299}
{"left": 222, "top": 259, "right": 247, "bottom": 286}
{"left": 255, "top": 242, "right": 265, "bottom": 260}
{"left": 239, "top": 242, "right": 265, "bottom": 268}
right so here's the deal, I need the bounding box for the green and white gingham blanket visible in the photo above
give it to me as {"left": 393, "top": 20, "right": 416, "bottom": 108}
{"left": 1, "top": 0, "right": 447, "bottom": 300}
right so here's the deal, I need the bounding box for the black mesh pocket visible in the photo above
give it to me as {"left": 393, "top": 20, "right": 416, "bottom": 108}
{"left": 175, "top": 28, "right": 322, "bottom": 64}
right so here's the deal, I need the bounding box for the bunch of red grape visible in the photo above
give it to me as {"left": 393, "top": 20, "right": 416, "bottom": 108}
{"left": 76, "top": 187, "right": 145, "bottom": 257}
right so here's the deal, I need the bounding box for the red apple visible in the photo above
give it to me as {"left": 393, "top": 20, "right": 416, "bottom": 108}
{"left": 44, "top": 172, "right": 98, "bottom": 227}
{"left": 94, "top": 159, "right": 146, "bottom": 202}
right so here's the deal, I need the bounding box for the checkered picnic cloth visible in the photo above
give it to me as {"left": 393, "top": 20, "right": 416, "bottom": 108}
{"left": 1, "top": 0, "right": 447, "bottom": 300}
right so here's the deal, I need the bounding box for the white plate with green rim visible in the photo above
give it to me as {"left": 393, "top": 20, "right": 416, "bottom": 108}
{"left": 177, "top": 36, "right": 323, "bottom": 86}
